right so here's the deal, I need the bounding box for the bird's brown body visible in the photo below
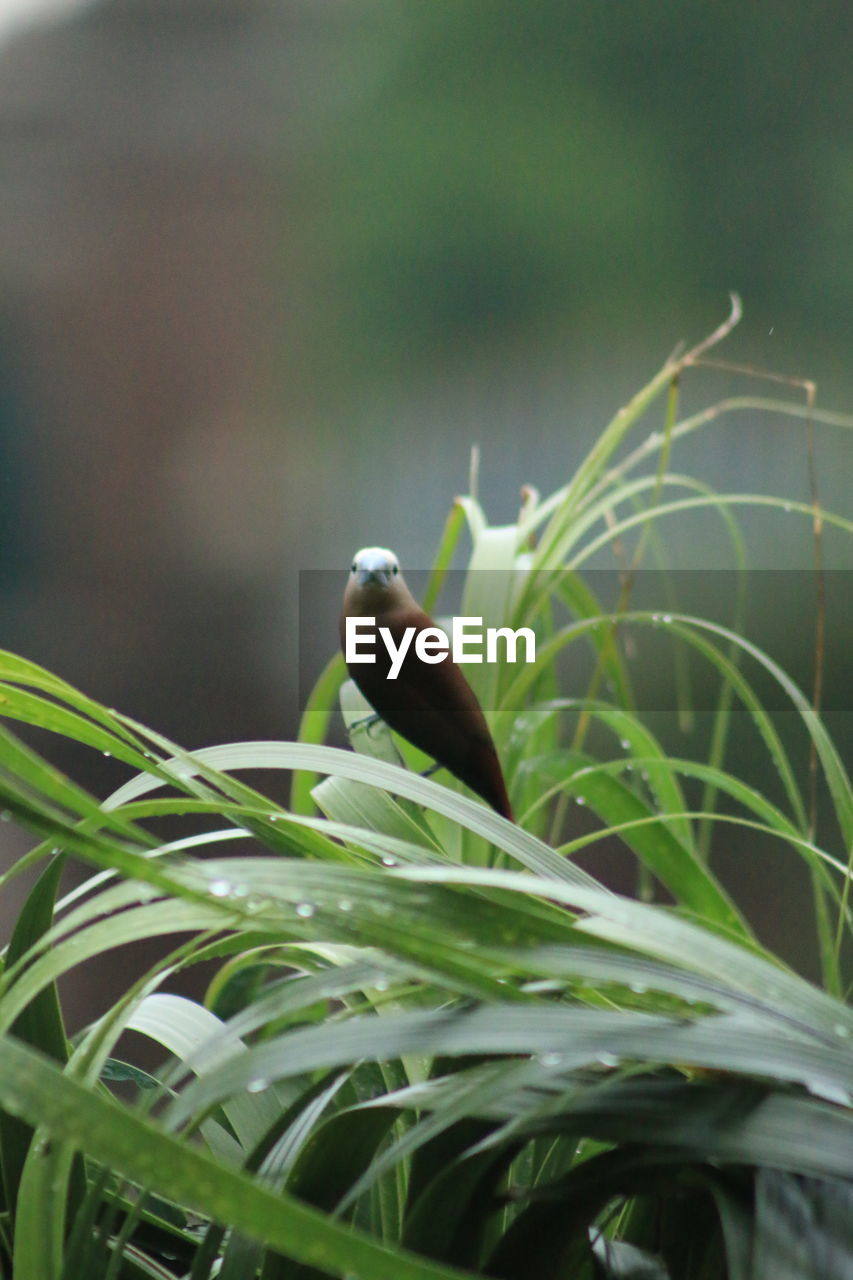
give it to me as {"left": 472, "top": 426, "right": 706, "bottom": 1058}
{"left": 340, "top": 548, "right": 513, "bottom": 820}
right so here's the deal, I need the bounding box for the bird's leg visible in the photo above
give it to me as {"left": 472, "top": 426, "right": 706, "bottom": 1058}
{"left": 347, "top": 712, "right": 383, "bottom": 739}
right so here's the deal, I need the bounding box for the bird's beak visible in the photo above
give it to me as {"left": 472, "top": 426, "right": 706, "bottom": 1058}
{"left": 356, "top": 567, "right": 390, "bottom": 587}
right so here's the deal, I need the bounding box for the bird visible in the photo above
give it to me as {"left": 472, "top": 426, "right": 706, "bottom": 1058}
{"left": 340, "top": 546, "right": 513, "bottom": 820}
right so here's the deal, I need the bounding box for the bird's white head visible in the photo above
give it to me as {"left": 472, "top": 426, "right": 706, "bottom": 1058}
{"left": 349, "top": 546, "right": 402, "bottom": 589}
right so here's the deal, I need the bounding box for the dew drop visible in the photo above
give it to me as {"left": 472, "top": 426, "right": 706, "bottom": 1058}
{"left": 338, "top": 898, "right": 353, "bottom": 913}
{"left": 783, "top": 502, "right": 792, "bottom": 513}
{"left": 575, "top": 796, "right": 586, "bottom": 807}
{"left": 629, "top": 982, "right": 648, "bottom": 995}
{"left": 102, "top": 750, "right": 112, "bottom": 758}
{"left": 381, "top": 855, "right": 398, "bottom": 867}
{"left": 295, "top": 902, "right": 315, "bottom": 918}
{"left": 233, "top": 884, "right": 249, "bottom": 898}
{"left": 247, "top": 1078, "right": 270, "bottom": 1094}
{"left": 596, "top": 1052, "right": 619, "bottom": 1068}
{"left": 834, "top": 1023, "right": 850, "bottom": 1039}
{"left": 374, "top": 978, "right": 389, "bottom": 992}
{"left": 662, "top": 614, "right": 673, "bottom": 624}
{"left": 209, "top": 879, "right": 232, "bottom": 898}
{"left": 538, "top": 1051, "right": 563, "bottom": 1068}
{"left": 620, "top": 738, "right": 631, "bottom": 750}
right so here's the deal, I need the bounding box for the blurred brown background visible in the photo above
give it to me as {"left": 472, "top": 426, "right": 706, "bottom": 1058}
{"left": 0, "top": 0, "right": 850, "bottom": 1004}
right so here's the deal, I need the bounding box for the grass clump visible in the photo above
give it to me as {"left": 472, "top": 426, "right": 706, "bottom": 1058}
{"left": 0, "top": 299, "right": 851, "bottom": 1278}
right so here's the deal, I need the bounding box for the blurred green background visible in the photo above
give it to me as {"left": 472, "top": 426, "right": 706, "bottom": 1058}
{"left": 0, "top": 0, "right": 849, "bottom": 996}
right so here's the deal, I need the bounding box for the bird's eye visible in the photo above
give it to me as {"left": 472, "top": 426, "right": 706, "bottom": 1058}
{"left": 392, "top": 564, "right": 398, "bottom": 575}
{"left": 351, "top": 562, "right": 356, "bottom": 573}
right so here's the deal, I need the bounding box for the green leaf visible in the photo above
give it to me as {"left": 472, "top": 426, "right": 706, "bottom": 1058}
{"left": 531, "top": 748, "right": 747, "bottom": 935}
{"left": 0, "top": 1033, "right": 478, "bottom": 1280}
{"left": 752, "top": 1169, "right": 853, "bottom": 1280}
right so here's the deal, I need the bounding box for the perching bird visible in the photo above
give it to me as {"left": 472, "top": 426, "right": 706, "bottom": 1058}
{"left": 340, "top": 546, "right": 513, "bottom": 820}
